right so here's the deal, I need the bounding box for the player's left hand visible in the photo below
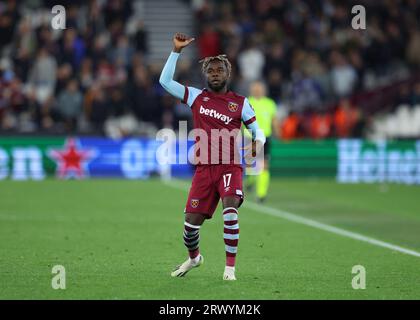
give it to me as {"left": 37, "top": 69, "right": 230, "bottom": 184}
{"left": 242, "top": 140, "right": 264, "bottom": 166}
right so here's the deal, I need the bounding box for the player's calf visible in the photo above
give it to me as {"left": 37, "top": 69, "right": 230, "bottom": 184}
{"left": 171, "top": 221, "right": 203, "bottom": 277}
{"left": 223, "top": 207, "right": 239, "bottom": 280}
{"left": 183, "top": 221, "right": 201, "bottom": 259}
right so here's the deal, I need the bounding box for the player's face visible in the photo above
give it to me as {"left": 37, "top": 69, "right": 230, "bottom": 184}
{"left": 205, "top": 60, "right": 229, "bottom": 92}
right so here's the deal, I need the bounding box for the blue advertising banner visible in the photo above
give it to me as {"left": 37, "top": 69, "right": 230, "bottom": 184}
{"left": 0, "top": 137, "right": 195, "bottom": 180}
{"left": 76, "top": 137, "right": 195, "bottom": 179}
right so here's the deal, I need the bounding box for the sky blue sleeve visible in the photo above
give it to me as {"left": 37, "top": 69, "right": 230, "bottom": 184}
{"left": 185, "top": 87, "right": 203, "bottom": 107}
{"left": 241, "top": 98, "right": 256, "bottom": 123}
{"left": 159, "top": 52, "right": 202, "bottom": 107}
{"left": 159, "top": 52, "right": 186, "bottom": 101}
{"left": 242, "top": 98, "right": 266, "bottom": 143}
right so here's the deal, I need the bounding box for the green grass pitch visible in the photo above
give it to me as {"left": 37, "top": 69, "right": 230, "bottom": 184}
{"left": 0, "top": 178, "right": 419, "bottom": 299}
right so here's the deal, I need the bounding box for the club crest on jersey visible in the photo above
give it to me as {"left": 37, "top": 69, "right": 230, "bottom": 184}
{"left": 203, "top": 97, "right": 210, "bottom": 102}
{"left": 228, "top": 102, "right": 239, "bottom": 112}
{"left": 191, "top": 199, "right": 199, "bottom": 208}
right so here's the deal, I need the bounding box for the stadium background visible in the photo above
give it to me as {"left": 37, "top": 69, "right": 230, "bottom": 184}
{"left": 1, "top": 0, "right": 420, "bottom": 300}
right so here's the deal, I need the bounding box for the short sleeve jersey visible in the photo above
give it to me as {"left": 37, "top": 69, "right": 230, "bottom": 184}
{"left": 182, "top": 86, "right": 257, "bottom": 166}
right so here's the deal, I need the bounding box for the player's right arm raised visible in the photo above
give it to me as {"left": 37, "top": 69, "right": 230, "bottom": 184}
{"left": 159, "top": 33, "right": 195, "bottom": 100}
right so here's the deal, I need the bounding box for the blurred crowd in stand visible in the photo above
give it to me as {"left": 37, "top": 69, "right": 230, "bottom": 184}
{"left": 1, "top": 0, "right": 420, "bottom": 139}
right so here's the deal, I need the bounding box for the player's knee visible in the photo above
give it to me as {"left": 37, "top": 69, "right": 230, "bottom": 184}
{"left": 185, "top": 213, "right": 206, "bottom": 226}
{"left": 222, "top": 196, "right": 240, "bottom": 209}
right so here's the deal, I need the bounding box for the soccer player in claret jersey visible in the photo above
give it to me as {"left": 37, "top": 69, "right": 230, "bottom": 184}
{"left": 159, "top": 33, "right": 266, "bottom": 280}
